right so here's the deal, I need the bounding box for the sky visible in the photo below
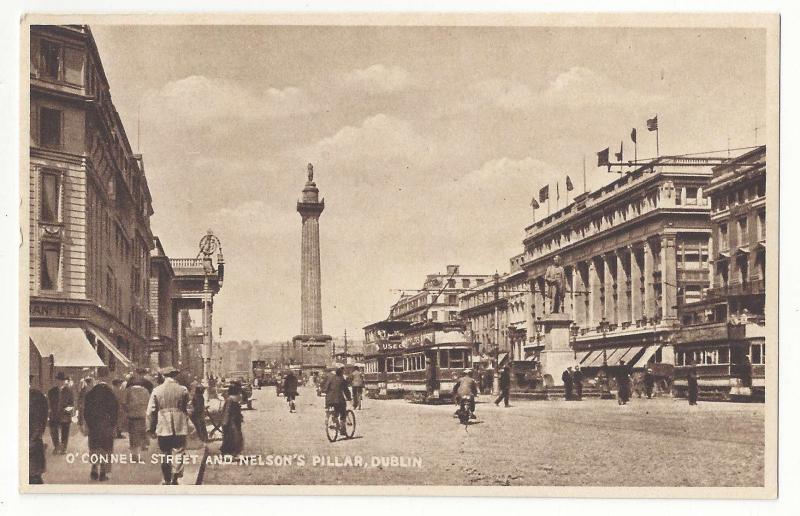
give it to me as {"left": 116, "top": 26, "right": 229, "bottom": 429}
{"left": 89, "top": 24, "right": 767, "bottom": 342}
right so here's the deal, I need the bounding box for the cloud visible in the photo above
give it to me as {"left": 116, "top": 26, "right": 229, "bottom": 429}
{"left": 299, "top": 113, "right": 434, "bottom": 187}
{"left": 471, "top": 67, "right": 663, "bottom": 113}
{"left": 142, "top": 75, "right": 319, "bottom": 127}
{"left": 473, "top": 79, "right": 537, "bottom": 111}
{"left": 209, "top": 200, "right": 298, "bottom": 238}
{"left": 542, "top": 66, "right": 663, "bottom": 106}
{"left": 342, "top": 64, "right": 412, "bottom": 94}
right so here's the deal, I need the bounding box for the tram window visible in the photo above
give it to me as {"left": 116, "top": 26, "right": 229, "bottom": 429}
{"left": 439, "top": 350, "right": 449, "bottom": 368}
{"left": 449, "top": 349, "right": 465, "bottom": 369}
{"left": 751, "top": 343, "right": 764, "bottom": 364}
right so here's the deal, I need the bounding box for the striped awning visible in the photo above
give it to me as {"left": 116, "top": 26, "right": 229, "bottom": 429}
{"left": 580, "top": 346, "right": 646, "bottom": 368}
{"left": 88, "top": 327, "right": 134, "bottom": 368}
{"left": 630, "top": 345, "right": 662, "bottom": 369}
{"left": 30, "top": 327, "right": 104, "bottom": 368}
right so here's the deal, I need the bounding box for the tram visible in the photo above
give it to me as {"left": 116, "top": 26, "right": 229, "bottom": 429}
{"left": 362, "top": 320, "right": 472, "bottom": 401}
{"left": 399, "top": 326, "right": 472, "bottom": 400}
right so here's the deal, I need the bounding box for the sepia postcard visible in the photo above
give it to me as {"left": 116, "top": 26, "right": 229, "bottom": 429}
{"left": 18, "top": 12, "right": 779, "bottom": 497}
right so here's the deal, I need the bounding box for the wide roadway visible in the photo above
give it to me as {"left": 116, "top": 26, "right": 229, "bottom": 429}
{"left": 202, "top": 385, "right": 764, "bottom": 487}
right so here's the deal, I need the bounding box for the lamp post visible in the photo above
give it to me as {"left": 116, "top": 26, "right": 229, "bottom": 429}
{"left": 599, "top": 317, "right": 611, "bottom": 398}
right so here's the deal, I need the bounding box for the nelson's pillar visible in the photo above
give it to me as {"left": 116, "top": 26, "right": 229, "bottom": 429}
{"left": 292, "top": 163, "right": 332, "bottom": 368}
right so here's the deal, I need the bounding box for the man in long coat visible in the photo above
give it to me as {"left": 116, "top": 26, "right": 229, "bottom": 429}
{"left": 29, "top": 383, "right": 49, "bottom": 484}
{"left": 47, "top": 372, "right": 74, "bottom": 454}
{"left": 83, "top": 377, "right": 119, "bottom": 481}
{"left": 561, "top": 367, "right": 574, "bottom": 400}
{"left": 147, "top": 367, "right": 191, "bottom": 485}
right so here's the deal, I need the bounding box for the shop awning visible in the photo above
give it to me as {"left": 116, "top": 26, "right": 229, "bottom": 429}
{"left": 579, "top": 349, "right": 602, "bottom": 366}
{"left": 30, "top": 327, "right": 104, "bottom": 368}
{"left": 580, "top": 346, "right": 647, "bottom": 368}
{"left": 88, "top": 327, "right": 134, "bottom": 368}
{"left": 630, "top": 345, "right": 662, "bottom": 369}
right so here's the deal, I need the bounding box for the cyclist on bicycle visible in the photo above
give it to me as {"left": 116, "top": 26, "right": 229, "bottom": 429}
{"left": 452, "top": 368, "right": 478, "bottom": 419}
{"left": 321, "top": 365, "right": 352, "bottom": 434}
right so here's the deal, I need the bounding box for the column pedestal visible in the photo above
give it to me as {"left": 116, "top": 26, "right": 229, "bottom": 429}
{"left": 537, "top": 312, "right": 575, "bottom": 387}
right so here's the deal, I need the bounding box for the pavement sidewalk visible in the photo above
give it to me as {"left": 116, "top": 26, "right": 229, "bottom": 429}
{"left": 40, "top": 428, "right": 208, "bottom": 486}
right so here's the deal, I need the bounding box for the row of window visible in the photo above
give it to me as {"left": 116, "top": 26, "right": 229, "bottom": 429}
{"left": 383, "top": 349, "right": 472, "bottom": 373}
{"left": 711, "top": 180, "right": 766, "bottom": 213}
{"left": 675, "top": 343, "right": 765, "bottom": 366}
{"left": 718, "top": 210, "right": 766, "bottom": 251}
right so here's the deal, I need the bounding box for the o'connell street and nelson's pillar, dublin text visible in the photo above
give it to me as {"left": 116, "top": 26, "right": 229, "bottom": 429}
{"left": 293, "top": 164, "right": 332, "bottom": 367}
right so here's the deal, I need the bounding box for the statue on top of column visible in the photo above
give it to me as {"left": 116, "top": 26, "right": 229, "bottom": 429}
{"left": 545, "top": 255, "right": 566, "bottom": 314}
{"left": 307, "top": 163, "right": 314, "bottom": 182}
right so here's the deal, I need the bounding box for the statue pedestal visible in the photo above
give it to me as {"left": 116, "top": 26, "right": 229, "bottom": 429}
{"left": 537, "top": 313, "right": 575, "bottom": 387}
{"left": 291, "top": 334, "right": 332, "bottom": 369}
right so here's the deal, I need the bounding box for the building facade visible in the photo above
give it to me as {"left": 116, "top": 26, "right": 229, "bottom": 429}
{"left": 458, "top": 254, "right": 528, "bottom": 362}
{"left": 389, "top": 265, "right": 494, "bottom": 324}
{"left": 521, "top": 156, "right": 726, "bottom": 384}
{"left": 29, "top": 25, "right": 153, "bottom": 388}
{"left": 676, "top": 146, "right": 767, "bottom": 399}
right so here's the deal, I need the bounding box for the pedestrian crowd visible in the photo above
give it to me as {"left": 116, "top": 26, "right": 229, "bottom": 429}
{"left": 29, "top": 366, "right": 251, "bottom": 486}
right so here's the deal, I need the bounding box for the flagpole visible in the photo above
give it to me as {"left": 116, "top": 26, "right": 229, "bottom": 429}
{"left": 656, "top": 114, "right": 660, "bottom": 157}
{"left": 548, "top": 185, "right": 551, "bottom": 216}
{"left": 582, "top": 156, "right": 587, "bottom": 194}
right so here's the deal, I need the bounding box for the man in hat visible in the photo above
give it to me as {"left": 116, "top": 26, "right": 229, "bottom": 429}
{"left": 452, "top": 369, "right": 479, "bottom": 419}
{"left": 494, "top": 365, "right": 511, "bottom": 408}
{"left": 125, "top": 369, "right": 152, "bottom": 452}
{"left": 147, "top": 366, "right": 191, "bottom": 485}
{"left": 643, "top": 367, "right": 655, "bottom": 399}
{"left": 616, "top": 361, "right": 631, "bottom": 405}
{"left": 29, "top": 379, "right": 49, "bottom": 484}
{"left": 321, "top": 365, "right": 352, "bottom": 435}
{"left": 573, "top": 365, "right": 584, "bottom": 401}
{"left": 46, "top": 372, "right": 74, "bottom": 454}
{"left": 83, "top": 370, "right": 118, "bottom": 481}
{"left": 561, "top": 367, "right": 574, "bottom": 401}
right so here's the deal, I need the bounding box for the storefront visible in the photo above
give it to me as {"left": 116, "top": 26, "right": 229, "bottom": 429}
{"left": 29, "top": 299, "right": 140, "bottom": 391}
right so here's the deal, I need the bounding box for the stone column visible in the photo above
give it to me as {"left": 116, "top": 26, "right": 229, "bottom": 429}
{"left": 569, "top": 265, "right": 577, "bottom": 321}
{"left": 616, "top": 249, "right": 630, "bottom": 325}
{"left": 643, "top": 240, "right": 655, "bottom": 320}
{"left": 661, "top": 234, "right": 678, "bottom": 321}
{"left": 589, "top": 258, "right": 603, "bottom": 326}
{"left": 604, "top": 254, "right": 616, "bottom": 326}
{"left": 525, "top": 282, "right": 536, "bottom": 345}
{"left": 630, "top": 245, "right": 643, "bottom": 323}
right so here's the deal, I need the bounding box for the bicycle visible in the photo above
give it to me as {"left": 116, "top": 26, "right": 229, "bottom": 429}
{"left": 325, "top": 404, "right": 356, "bottom": 442}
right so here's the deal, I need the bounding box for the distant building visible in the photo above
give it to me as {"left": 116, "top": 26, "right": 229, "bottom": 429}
{"left": 148, "top": 237, "right": 176, "bottom": 368}
{"left": 676, "top": 146, "right": 767, "bottom": 399}
{"left": 459, "top": 254, "right": 528, "bottom": 362}
{"left": 29, "top": 25, "right": 154, "bottom": 388}
{"left": 389, "top": 265, "right": 494, "bottom": 324}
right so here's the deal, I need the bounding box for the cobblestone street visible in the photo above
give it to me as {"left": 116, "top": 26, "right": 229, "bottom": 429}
{"left": 202, "top": 386, "right": 764, "bottom": 487}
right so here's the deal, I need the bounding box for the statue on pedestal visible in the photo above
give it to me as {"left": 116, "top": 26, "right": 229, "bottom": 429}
{"left": 545, "top": 255, "right": 566, "bottom": 314}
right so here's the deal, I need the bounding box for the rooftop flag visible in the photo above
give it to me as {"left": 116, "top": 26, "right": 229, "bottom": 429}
{"left": 647, "top": 116, "right": 658, "bottom": 132}
{"left": 597, "top": 147, "right": 610, "bottom": 167}
{"left": 538, "top": 185, "right": 549, "bottom": 203}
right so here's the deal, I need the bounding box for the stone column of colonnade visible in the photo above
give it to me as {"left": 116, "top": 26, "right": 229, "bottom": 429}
{"left": 603, "top": 253, "right": 616, "bottom": 326}
{"left": 643, "top": 240, "right": 655, "bottom": 320}
{"left": 661, "top": 234, "right": 678, "bottom": 321}
{"left": 630, "top": 245, "right": 644, "bottom": 323}
{"left": 616, "top": 249, "right": 631, "bottom": 326}
{"left": 589, "top": 258, "right": 603, "bottom": 327}
{"left": 300, "top": 213, "right": 323, "bottom": 335}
